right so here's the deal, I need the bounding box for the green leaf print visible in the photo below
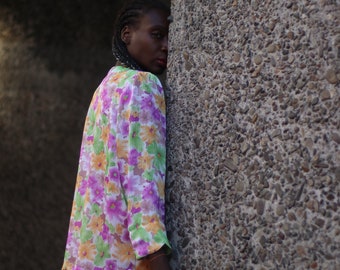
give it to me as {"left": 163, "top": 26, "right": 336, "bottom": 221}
{"left": 143, "top": 169, "right": 155, "bottom": 181}
{"left": 102, "top": 114, "right": 108, "bottom": 126}
{"left": 74, "top": 192, "right": 84, "bottom": 220}
{"left": 128, "top": 213, "right": 150, "bottom": 242}
{"left": 141, "top": 81, "right": 152, "bottom": 93}
{"left": 94, "top": 236, "right": 110, "bottom": 266}
{"left": 107, "top": 222, "right": 116, "bottom": 234}
{"left": 129, "top": 123, "right": 143, "bottom": 152}
{"left": 80, "top": 217, "right": 93, "bottom": 243}
{"left": 91, "top": 203, "right": 102, "bottom": 216}
{"left": 93, "top": 127, "right": 104, "bottom": 154}
{"left": 93, "top": 139, "right": 104, "bottom": 155}
{"left": 154, "top": 230, "right": 169, "bottom": 245}
{"left": 87, "top": 109, "right": 95, "bottom": 135}
{"left": 64, "top": 250, "right": 70, "bottom": 260}
{"left": 147, "top": 142, "right": 165, "bottom": 171}
{"left": 108, "top": 151, "right": 116, "bottom": 167}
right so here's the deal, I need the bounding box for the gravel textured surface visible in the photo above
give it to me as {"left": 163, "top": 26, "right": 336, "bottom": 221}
{"left": 166, "top": 1, "right": 339, "bottom": 269}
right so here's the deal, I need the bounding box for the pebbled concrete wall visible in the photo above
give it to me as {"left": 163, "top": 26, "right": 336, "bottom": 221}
{"left": 166, "top": 0, "right": 339, "bottom": 269}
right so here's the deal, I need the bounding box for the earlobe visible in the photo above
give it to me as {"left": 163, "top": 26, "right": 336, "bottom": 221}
{"left": 121, "top": 26, "right": 131, "bottom": 45}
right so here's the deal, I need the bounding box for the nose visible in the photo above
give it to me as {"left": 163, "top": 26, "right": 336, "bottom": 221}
{"left": 161, "top": 36, "right": 168, "bottom": 52}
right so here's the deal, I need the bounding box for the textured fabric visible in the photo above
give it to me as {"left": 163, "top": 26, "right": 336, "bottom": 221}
{"left": 62, "top": 66, "right": 170, "bottom": 270}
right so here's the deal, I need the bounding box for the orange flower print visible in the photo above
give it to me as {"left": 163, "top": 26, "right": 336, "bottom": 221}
{"left": 155, "top": 94, "right": 165, "bottom": 114}
{"left": 101, "top": 126, "right": 110, "bottom": 142}
{"left": 116, "top": 223, "right": 124, "bottom": 235}
{"left": 121, "top": 109, "right": 131, "bottom": 121}
{"left": 88, "top": 215, "right": 104, "bottom": 233}
{"left": 156, "top": 181, "right": 165, "bottom": 198}
{"left": 62, "top": 260, "right": 73, "bottom": 270}
{"left": 115, "top": 241, "right": 135, "bottom": 262}
{"left": 92, "top": 152, "right": 107, "bottom": 171}
{"left": 143, "top": 215, "right": 160, "bottom": 235}
{"left": 140, "top": 125, "right": 157, "bottom": 144}
{"left": 117, "top": 138, "right": 128, "bottom": 159}
{"left": 109, "top": 73, "right": 122, "bottom": 84}
{"left": 138, "top": 152, "right": 153, "bottom": 171}
{"left": 84, "top": 189, "right": 90, "bottom": 204}
{"left": 136, "top": 72, "right": 148, "bottom": 85}
{"left": 106, "top": 182, "right": 119, "bottom": 194}
{"left": 94, "top": 101, "right": 103, "bottom": 118}
{"left": 78, "top": 241, "right": 96, "bottom": 261}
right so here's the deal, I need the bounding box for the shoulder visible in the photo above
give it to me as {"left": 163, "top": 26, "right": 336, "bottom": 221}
{"left": 106, "top": 66, "right": 163, "bottom": 94}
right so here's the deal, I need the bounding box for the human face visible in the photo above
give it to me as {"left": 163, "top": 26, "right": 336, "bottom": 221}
{"left": 124, "top": 9, "right": 169, "bottom": 75}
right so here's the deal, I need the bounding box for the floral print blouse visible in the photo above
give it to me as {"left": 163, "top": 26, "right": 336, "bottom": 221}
{"left": 62, "top": 66, "right": 171, "bottom": 270}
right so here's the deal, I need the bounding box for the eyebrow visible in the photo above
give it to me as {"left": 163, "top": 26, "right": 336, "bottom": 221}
{"left": 149, "top": 25, "right": 168, "bottom": 30}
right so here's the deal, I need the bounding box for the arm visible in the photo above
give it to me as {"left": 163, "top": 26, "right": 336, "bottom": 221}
{"left": 122, "top": 72, "right": 171, "bottom": 264}
{"left": 147, "top": 246, "right": 171, "bottom": 270}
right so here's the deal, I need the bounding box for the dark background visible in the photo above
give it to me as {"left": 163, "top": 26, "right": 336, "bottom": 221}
{"left": 0, "top": 0, "right": 169, "bottom": 269}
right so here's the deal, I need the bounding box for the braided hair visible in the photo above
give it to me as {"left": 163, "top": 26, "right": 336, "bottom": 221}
{"left": 112, "top": 0, "right": 170, "bottom": 71}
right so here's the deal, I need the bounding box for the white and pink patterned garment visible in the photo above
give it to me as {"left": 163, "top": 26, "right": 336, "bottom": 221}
{"left": 62, "top": 66, "right": 171, "bottom": 270}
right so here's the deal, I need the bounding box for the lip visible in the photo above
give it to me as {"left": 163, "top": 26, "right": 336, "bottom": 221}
{"left": 156, "top": 58, "right": 167, "bottom": 68}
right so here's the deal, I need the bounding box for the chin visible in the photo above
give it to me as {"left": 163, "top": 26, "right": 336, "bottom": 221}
{"left": 151, "top": 67, "right": 166, "bottom": 75}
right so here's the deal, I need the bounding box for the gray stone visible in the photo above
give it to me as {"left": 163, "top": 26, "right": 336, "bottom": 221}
{"left": 325, "top": 68, "right": 339, "bottom": 84}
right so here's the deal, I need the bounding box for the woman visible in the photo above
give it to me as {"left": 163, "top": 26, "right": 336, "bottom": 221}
{"left": 62, "top": 1, "right": 172, "bottom": 269}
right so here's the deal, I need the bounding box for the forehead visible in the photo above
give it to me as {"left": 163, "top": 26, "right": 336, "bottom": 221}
{"left": 137, "top": 9, "right": 169, "bottom": 29}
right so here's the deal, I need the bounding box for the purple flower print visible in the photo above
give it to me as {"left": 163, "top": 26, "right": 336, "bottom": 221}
{"left": 120, "top": 88, "right": 132, "bottom": 106}
{"left": 87, "top": 135, "right": 94, "bottom": 142}
{"left": 134, "top": 240, "right": 149, "bottom": 257}
{"left": 122, "top": 229, "right": 131, "bottom": 243}
{"left": 88, "top": 175, "right": 99, "bottom": 187}
{"left": 101, "top": 88, "right": 111, "bottom": 114}
{"left": 116, "top": 87, "right": 123, "bottom": 95}
{"left": 119, "top": 121, "right": 129, "bottom": 137}
{"left": 78, "top": 180, "right": 87, "bottom": 196}
{"left": 131, "top": 206, "right": 141, "bottom": 215}
{"left": 74, "top": 221, "right": 82, "bottom": 229}
{"left": 108, "top": 134, "right": 116, "bottom": 151}
{"left": 66, "top": 230, "right": 73, "bottom": 245}
{"left": 139, "top": 109, "right": 151, "bottom": 124}
{"left": 156, "top": 84, "right": 163, "bottom": 94}
{"left": 141, "top": 95, "right": 156, "bottom": 111}
{"left": 88, "top": 176, "right": 103, "bottom": 203}
{"left": 152, "top": 107, "right": 162, "bottom": 122}
{"left": 105, "top": 260, "right": 117, "bottom": 270}
{"left": 91, "top": 183, "right": 104, "bottom": 204}
{"left": 128, "top": 149, "right": 140, "bottom": 166}
{"left": 125, "top": 175, "right": 142, "bottom": 194}
{"left": 100, "top": 223, "right": 109, "bottom": 241}
{"left": 106, "top": 198, "right": 124, "bottom": 221}
{"left": 109, "top": 167, "right": 120, "bottom": 181}
{"left": 158, "top": 201, "right": 165, "bottom": 219}
{"left": 142, "top": 182, "right": 158, "bottom": 206}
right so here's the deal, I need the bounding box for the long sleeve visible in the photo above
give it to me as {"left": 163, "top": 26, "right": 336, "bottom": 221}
{"left": 117, "top": 72, "right": 171, "bottom": 259}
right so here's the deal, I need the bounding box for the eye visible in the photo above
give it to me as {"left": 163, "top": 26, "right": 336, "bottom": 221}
{"left": 151, "top": 31, "right": 163, "bottom": 39}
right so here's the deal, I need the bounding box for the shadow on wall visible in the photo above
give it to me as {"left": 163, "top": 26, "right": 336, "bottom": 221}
{"left": 0, "top": 1, "right": 123, "bottom": 269}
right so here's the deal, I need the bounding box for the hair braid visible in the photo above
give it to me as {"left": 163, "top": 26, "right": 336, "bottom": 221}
{"left": 112, "top": 0, "right": 170, "bottom": 71}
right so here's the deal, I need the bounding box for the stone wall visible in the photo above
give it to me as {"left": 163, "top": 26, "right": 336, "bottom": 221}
{"left": 166, "top": 0, "right": 339, "bottom": 269}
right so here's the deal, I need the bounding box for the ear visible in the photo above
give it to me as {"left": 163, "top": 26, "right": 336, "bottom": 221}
{"left": 121, "top": 25, "right": 132, "bottom": 45}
